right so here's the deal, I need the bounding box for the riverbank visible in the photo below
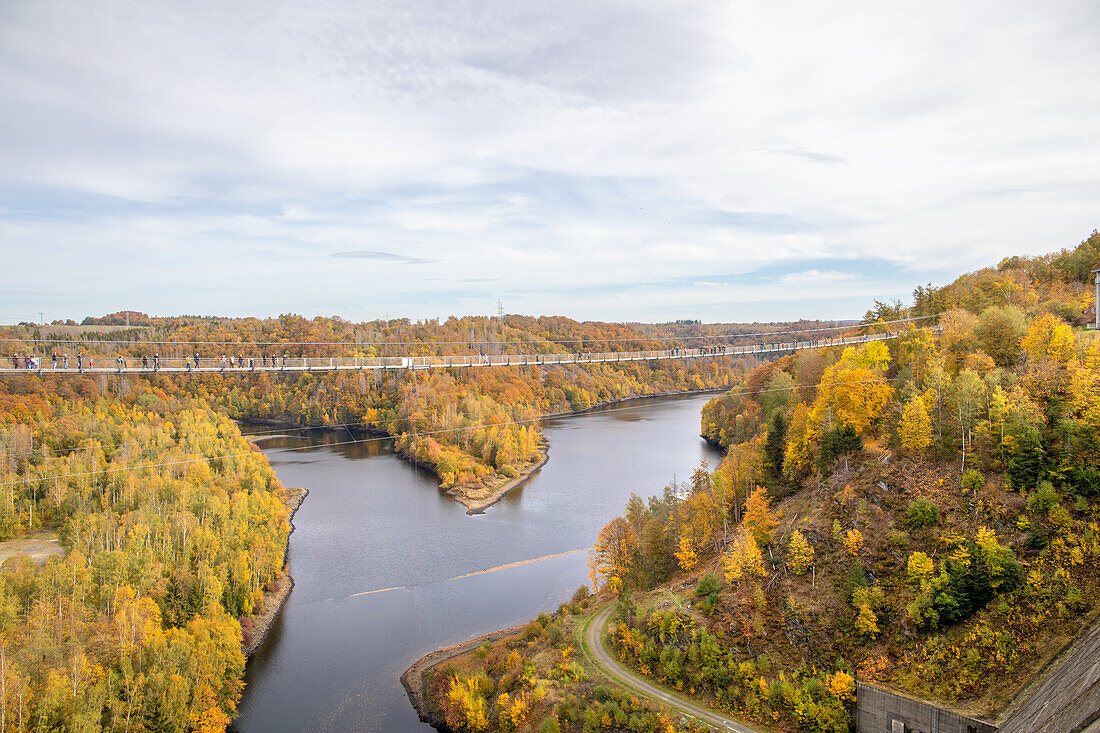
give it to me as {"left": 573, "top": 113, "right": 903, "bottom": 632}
{"left": 401, "top": 623, "right": 527, "bottom": 731}
{"left": 242, "top": 485, "right": 308, "bottom": 657}
{"left": 453, "top": 442, "right": 549, "bottom": 514}
{"left": 450, "top": 387, "right": 732, "bottom": 514}
{"left": 239, "top": 417, "right": 391, "bottom": 441}
{"left": 541, "top": 386, "right": 732, "bottom": 420}
{"left": 233, "top": 390, "right": 725, "bottom": 731}
{"left": 240, "top": 386, "right": 732, "bottom": 517}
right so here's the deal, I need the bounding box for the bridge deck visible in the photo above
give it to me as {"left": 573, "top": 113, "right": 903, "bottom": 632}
{"left": 1, "top": 331, "right": 906, "bottom": 375}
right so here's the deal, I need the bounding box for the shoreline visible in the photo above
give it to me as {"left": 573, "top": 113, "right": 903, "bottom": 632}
{"left": 240, "top": 386, "right": 732, "bottom": 518}
{"left": 242, "top": 485, "right": 308, "bottom": 658}
{"left": 453, "top": 442, "right": 550, "bottom": 515}
{"left": 540, "top": 385, "right": 732, "bottom": 420}
{"left": 449, "top": 386, "right": 732, "bottom": 514}
{"left": 401, "top": 623, "right": 528, "bottom": 731}
{"left": 400, "top": 388, "right": 734, "bottom": 724}
{"left": 239, "top": 417, "right": 390, "bottom": 441}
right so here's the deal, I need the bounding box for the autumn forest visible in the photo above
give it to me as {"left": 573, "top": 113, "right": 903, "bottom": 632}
{"left": 2, "top": 231, "right": 1100, "bottom": 732}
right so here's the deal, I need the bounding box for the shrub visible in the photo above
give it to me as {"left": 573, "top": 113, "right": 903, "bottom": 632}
{"left": 695, "top": 573, "right": 720, "bottom": 597}
{"left": 961, "top": 469, "right": 985, "bottom": 493}
{"left": 539, "top": 716, "right": 562, "bottom": 733}
{"left": 886, "top": 529, "right": 910, "bottom": 548}
{"left": 239, "top": 616, "right": 255, "bottom": 648}
{"left": 1027, "top": 481, "right": 1059, "bottom": 516}
{"left": 906, "top": 498, "right": 939, "bottom": 529}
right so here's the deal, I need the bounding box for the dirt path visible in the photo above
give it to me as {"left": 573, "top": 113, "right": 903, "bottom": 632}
{"left": 584, "top": 604, "right": 760, "bottom": 733}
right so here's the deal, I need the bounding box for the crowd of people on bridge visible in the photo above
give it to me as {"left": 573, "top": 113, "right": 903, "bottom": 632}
{"left": 672, "top": 345, "right": 729, "bottom": 357}
{"left": 3, "top": 332, "right": 901, "bottom": 374}
{"left": 8, "top": 352, "right": 96, "bottom": 371}
{"left": 4, "top": 350, "right": 300, "bottom": 372}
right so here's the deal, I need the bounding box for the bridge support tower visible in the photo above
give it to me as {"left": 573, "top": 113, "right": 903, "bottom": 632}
{"left": 1092, "top": 268, "right": 1099, "bottom": 329}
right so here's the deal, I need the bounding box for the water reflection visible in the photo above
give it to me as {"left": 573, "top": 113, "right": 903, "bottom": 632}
{"left": 234, "top": 394, "right": 722, "bottom": 732}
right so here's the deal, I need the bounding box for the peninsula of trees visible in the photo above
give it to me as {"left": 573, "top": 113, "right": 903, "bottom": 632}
{"left": 0, "top": 314, "right": 832, "bottom": 730}
{"left": 4, "top": 317, "right": 843, "bottom": 510}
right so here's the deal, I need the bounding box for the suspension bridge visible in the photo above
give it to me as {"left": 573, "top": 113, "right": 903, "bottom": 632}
{"left": 0, "top": 329, "right": 917, "bottom": 375}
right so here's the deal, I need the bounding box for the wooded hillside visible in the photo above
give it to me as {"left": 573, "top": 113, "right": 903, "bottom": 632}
{"left": 0, "top": 381, "right": 290, "bottom": 732}
{"left": 426, "top": 231, "right": 1100, "bottom": 733}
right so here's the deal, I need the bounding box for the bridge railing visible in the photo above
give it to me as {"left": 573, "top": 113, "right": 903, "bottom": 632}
{"left": 0, "top": 330, "right": 918, "bottom": 374}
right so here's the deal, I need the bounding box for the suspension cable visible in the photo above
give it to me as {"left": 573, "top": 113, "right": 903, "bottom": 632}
{"left": 0, "top": 313, "right": 940, "bottom": 348}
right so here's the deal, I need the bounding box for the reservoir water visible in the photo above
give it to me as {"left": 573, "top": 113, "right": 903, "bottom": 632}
{"left": 233, "top": 394, "right": 723, "bottom": 732}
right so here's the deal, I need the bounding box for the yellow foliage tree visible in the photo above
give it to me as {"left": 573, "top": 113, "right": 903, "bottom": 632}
{"left": 723, "top": 531, "right": 766, "bottom": 583}
{"left": 900, "top": 396, "right": 933, "bottom": 458}
{"left": 787, "top": 530, "right": 814, "bottom": 576}
{"left": 675, "top": 530, "right": 699, "bottom": 572}
{"left": 447, "top": 675, "right": 490, "bottom": 731}
{"left": 907, "top": 551, "right": 934, "bottom": 587}
{"left": 826, "top": 670, "right": 855, "bottom": 702}
{"left": 813, "top": 364, "right": 894, "bottom": 437}
{"left": 1023, "top": 313, "right": 1077, "bottom": 365}
{"left": 588, "top": 517, "right": 639, "bottom": 591}
{"left": 855, "top": 603, "right": 880, "bottom": 640}
{"left": 841, "top": 340, "right": 891, "bottom": 371}
{"left": 496, "top": 692, "right": 529, "bottom": 731}
{"left": 783, "top": 403, "right": 816, "bottom": 478}
{"left": 1068, "top": 365, "right": 1100, "bottom": 428}
{"left": 190, "top": 706, "right": 232, "bottom": 733}
{"left": 843, "top": 529, "right": 863, "bottom": 557}
{"left": 742, "top": 486, "right": 778, "bottom": 547}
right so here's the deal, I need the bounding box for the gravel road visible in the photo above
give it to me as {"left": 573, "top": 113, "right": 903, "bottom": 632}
{"left": 585, "top": 604, "right": 761, "bottom": 733}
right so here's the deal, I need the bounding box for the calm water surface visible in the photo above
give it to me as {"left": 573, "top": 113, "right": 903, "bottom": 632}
{"left": 233, "top": 394, "right": 722, "bottom": 732}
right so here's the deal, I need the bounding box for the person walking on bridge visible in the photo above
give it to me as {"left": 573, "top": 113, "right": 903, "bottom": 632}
{"left": 142, "top": 354, "right": 148, "bottom": 370}
{"left": 153, "top": 352, "right": 160, "bottom": 371}
{"left": 77, "top": 352, "right": 83, "bottom": 372}
{"left": 62, "top": 353, "right": 68, "bottom": 369}
{"left": 51, "top": 352, "right": 57, "bottom": 369}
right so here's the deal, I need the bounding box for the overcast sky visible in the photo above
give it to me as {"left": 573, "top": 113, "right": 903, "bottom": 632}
{"left": 2, "top": 0, "right": 1098, "bottom": 324}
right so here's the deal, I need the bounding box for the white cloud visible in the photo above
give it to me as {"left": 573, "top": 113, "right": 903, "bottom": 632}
{"left": 0, "top": 0, "right": 1097, "bottom": 323}
{"left": 778, "top": 270, "right": 859, "bottom": 286}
